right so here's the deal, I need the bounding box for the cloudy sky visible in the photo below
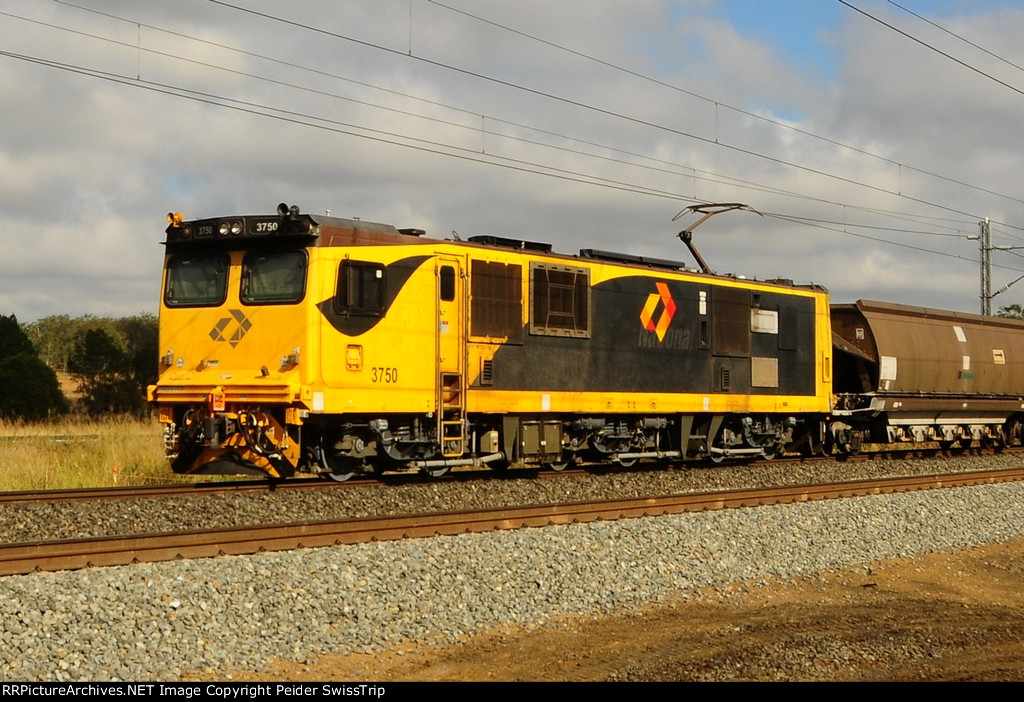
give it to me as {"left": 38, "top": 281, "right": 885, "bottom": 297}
{"left": 2, "top": 0, "right": 1023, "bottom": 321}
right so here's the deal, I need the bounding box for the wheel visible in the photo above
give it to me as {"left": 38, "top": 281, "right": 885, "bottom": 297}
{"left": 320, "top": 469, "right": 355, "bottom": 483}
{"left": 316, "top": 448, "right": 361, "bottom": 482}
{"left": 761, "top": 445, "right": 777, "bottom": 460}
{"left": 422, "top": 465, "right": 450, "bottom": 478}
{"left": 543, "top": 461, "right": 568, "bottom": 472}
{"left": 1004, "top": 419, "right": 1022, "bottom": 447}
{"left": 834, "top": 428, "right": 860, "bottom": 455}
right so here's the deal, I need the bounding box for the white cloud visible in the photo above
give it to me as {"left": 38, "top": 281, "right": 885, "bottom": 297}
{"left": 0, "top": 0, "right": 1021, "bottom": 320}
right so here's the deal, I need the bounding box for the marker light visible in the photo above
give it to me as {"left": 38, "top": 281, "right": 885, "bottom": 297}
{"left": 166, "top": 212, "right": 183, "bottom": 227}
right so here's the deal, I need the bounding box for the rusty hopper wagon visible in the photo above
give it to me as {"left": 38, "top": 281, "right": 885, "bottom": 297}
{"left": 830, "top": 299, "right": 1024, "bottom": 451}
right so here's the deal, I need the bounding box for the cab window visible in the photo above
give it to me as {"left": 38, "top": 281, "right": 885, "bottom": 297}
{"left": 336, "top": 260, "right": 385, "bottom": 316}
{"left": 241, "top": 250, "right": 308, "bottom": 304}
{"left": 164, "top": 254, "right": 229, "bottom": 307}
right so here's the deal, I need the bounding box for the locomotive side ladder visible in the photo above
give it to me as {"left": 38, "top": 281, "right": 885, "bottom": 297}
{"left": 439, "top": 371, "right": 465, "bottom": 457}
{"left": 436, "top": 256, "right": 466, "bottom": 458}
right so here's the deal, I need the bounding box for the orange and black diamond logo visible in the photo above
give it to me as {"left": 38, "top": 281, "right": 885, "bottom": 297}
{"left": 209, "top": 309, "right": 252, "bottom": 347}
{"left": 639, "top": 282, "right": 676, "bottom": 342}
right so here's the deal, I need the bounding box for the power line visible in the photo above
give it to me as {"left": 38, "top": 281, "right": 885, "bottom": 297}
{"left": 838, "top": 0, "right": 1024, "bottom": 98}
{"left": 204, "top": 0, "right": 1018, "bottom": 226}
{"left": 6, "top": 44, "right": 1006, "bottom": 273}
{"left": 427, "top": 0, "right": 1024, "bottom": 208}
{"left": 26, "top": 2, "right": 1004, "bottom": 235}
{"left": 765, "top": 212, "right": 1024, "bottom": 276}
{"left": 5, "top": 4, "right": 1020, "bottom": 268}
{"left": 887, "top": 0, "right": 1024, "bottom": 75}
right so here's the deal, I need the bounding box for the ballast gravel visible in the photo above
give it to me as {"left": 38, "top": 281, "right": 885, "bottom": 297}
{"left": 2, "top": 453, "right": 1019, "bottom": 543}
{"left": 1, "top": 455, "right": 1023, "bottom": 681}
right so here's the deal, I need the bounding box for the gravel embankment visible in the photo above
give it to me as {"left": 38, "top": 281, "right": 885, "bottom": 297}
{"left": 1, "top": 454, "right": 1023, "bottom": 681}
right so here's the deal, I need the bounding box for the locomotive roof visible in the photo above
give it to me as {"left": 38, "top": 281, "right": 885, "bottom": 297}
{"left": 163, "top": 210, "right": 825, "bottom": 292}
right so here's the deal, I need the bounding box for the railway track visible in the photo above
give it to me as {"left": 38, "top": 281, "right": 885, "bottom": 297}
{"left": 0, "top": 476, "right": 330, "bottom": 505}
{"left": 3, "top": 466, "right": 1022, "bottom": 577}
{"left": 4, "top": 444, "right": 1017, "bottom": 505}
{"left": 0, "top": 469, "right": 523, "bottom": 505}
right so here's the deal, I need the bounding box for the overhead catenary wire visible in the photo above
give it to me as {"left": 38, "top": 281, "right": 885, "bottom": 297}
{"left": 203, "top": 0, "right": 1021, "bottom": 229}
{"left": 838, "top": 0, "right": 1024, "bottom": 98}
{"left": 887, "top": 0, "right": 1024, "bottom": 75}
{"left": 14, "top": 43, "right": 1020, "bottom": 279}
{"left": 52, "top": 0, "right": 1024, "bottom": 218}
{"left": 428, "top": 0, "right": 1024, "bottom": 209}
{"left": 17, "top": 1, "right": 1003, "bottom": 240}
{"left": 4, "top": 2, "right": 1022, "bottom": 272}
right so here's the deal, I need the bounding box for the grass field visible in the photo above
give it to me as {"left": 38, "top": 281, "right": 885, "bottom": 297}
{"left": 0, "top": 417, "right": 172, "bottom": 490}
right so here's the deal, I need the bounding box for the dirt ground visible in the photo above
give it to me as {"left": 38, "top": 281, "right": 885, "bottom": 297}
{"left": 214, "top": 535, "right": 1024, "bottom": 682}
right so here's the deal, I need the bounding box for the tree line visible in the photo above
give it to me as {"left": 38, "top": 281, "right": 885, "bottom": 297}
{"left": 0, "top": 313, "right": 157, "bottom": 421}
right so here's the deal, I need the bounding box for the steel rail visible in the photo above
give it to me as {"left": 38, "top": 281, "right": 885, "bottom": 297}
{"left": 0, "top": 478, "right": 322, "bottom": 505}
{"left": 5, "top": 445, "right": 1021, "bottom": 505}
{"left": 3, "top": 467, "right": 1023, "bottom": 577}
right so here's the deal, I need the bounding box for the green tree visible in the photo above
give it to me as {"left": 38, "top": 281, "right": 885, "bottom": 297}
{"left": 22, "top": 314, "right": 75, "bottom": 370}
{"left": 114, "top": 314, "right": 159, "bottom": 390}
{"left": 25, "top": 313, "right": 158, "bottom": 378}
{"left": 0, "top": 314, "right": 34, "bottom": 360}
{"left": 996, "top": 304, "right": 1024, "bottom": 320}
{"left": 0, "top": 314, "right": 69, "bottom": 420}
{"left": 68, "top": 328, "right": 149, "bottom": 416}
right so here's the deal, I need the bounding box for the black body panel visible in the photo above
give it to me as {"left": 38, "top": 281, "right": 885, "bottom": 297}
{"left": 484, "top": 275, "right": 817, "bottom": 396}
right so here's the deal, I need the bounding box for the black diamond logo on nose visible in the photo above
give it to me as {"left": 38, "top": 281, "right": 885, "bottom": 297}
{"left": 209, "top": 309, "right": 252, "bottom": 347}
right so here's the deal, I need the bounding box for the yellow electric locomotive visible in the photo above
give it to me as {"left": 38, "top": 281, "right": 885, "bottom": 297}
{"left": 149, "top": 203, "right": 834, "bottom": 479}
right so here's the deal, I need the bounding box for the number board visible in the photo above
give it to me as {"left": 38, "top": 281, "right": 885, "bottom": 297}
{"left": 248, "top": 218, "right": 281, "bottom": 236}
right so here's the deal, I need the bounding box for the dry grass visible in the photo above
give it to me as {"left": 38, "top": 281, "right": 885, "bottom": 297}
{"left": 0, "top": 417, "right": 172, "bottom": 491}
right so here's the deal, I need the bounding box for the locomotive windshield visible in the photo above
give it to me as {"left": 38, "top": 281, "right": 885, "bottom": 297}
{"left": 164, "top": 254, "right": 229, "bottom": 307}
{"left": 241, "top": 250, "right": 308, "bottom": 304}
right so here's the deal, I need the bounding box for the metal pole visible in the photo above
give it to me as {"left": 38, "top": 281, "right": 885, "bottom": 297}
{"left": 981, "top": 217, "right": 991, "bottom": 316}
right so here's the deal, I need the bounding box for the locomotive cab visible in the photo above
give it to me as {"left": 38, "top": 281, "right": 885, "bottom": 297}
{"left": 150, "top": 207, "right": 322, "bottom": 477}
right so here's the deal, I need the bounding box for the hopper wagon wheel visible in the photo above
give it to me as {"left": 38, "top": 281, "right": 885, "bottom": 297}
{"left": 831, "top": 425, "right": 860, "bottom": 455}
{"left": 1003, "top": 418, "right": 1023, "bottom": 447}
{"left": 542, "top": 459, "right": 569, "bottom": 472}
